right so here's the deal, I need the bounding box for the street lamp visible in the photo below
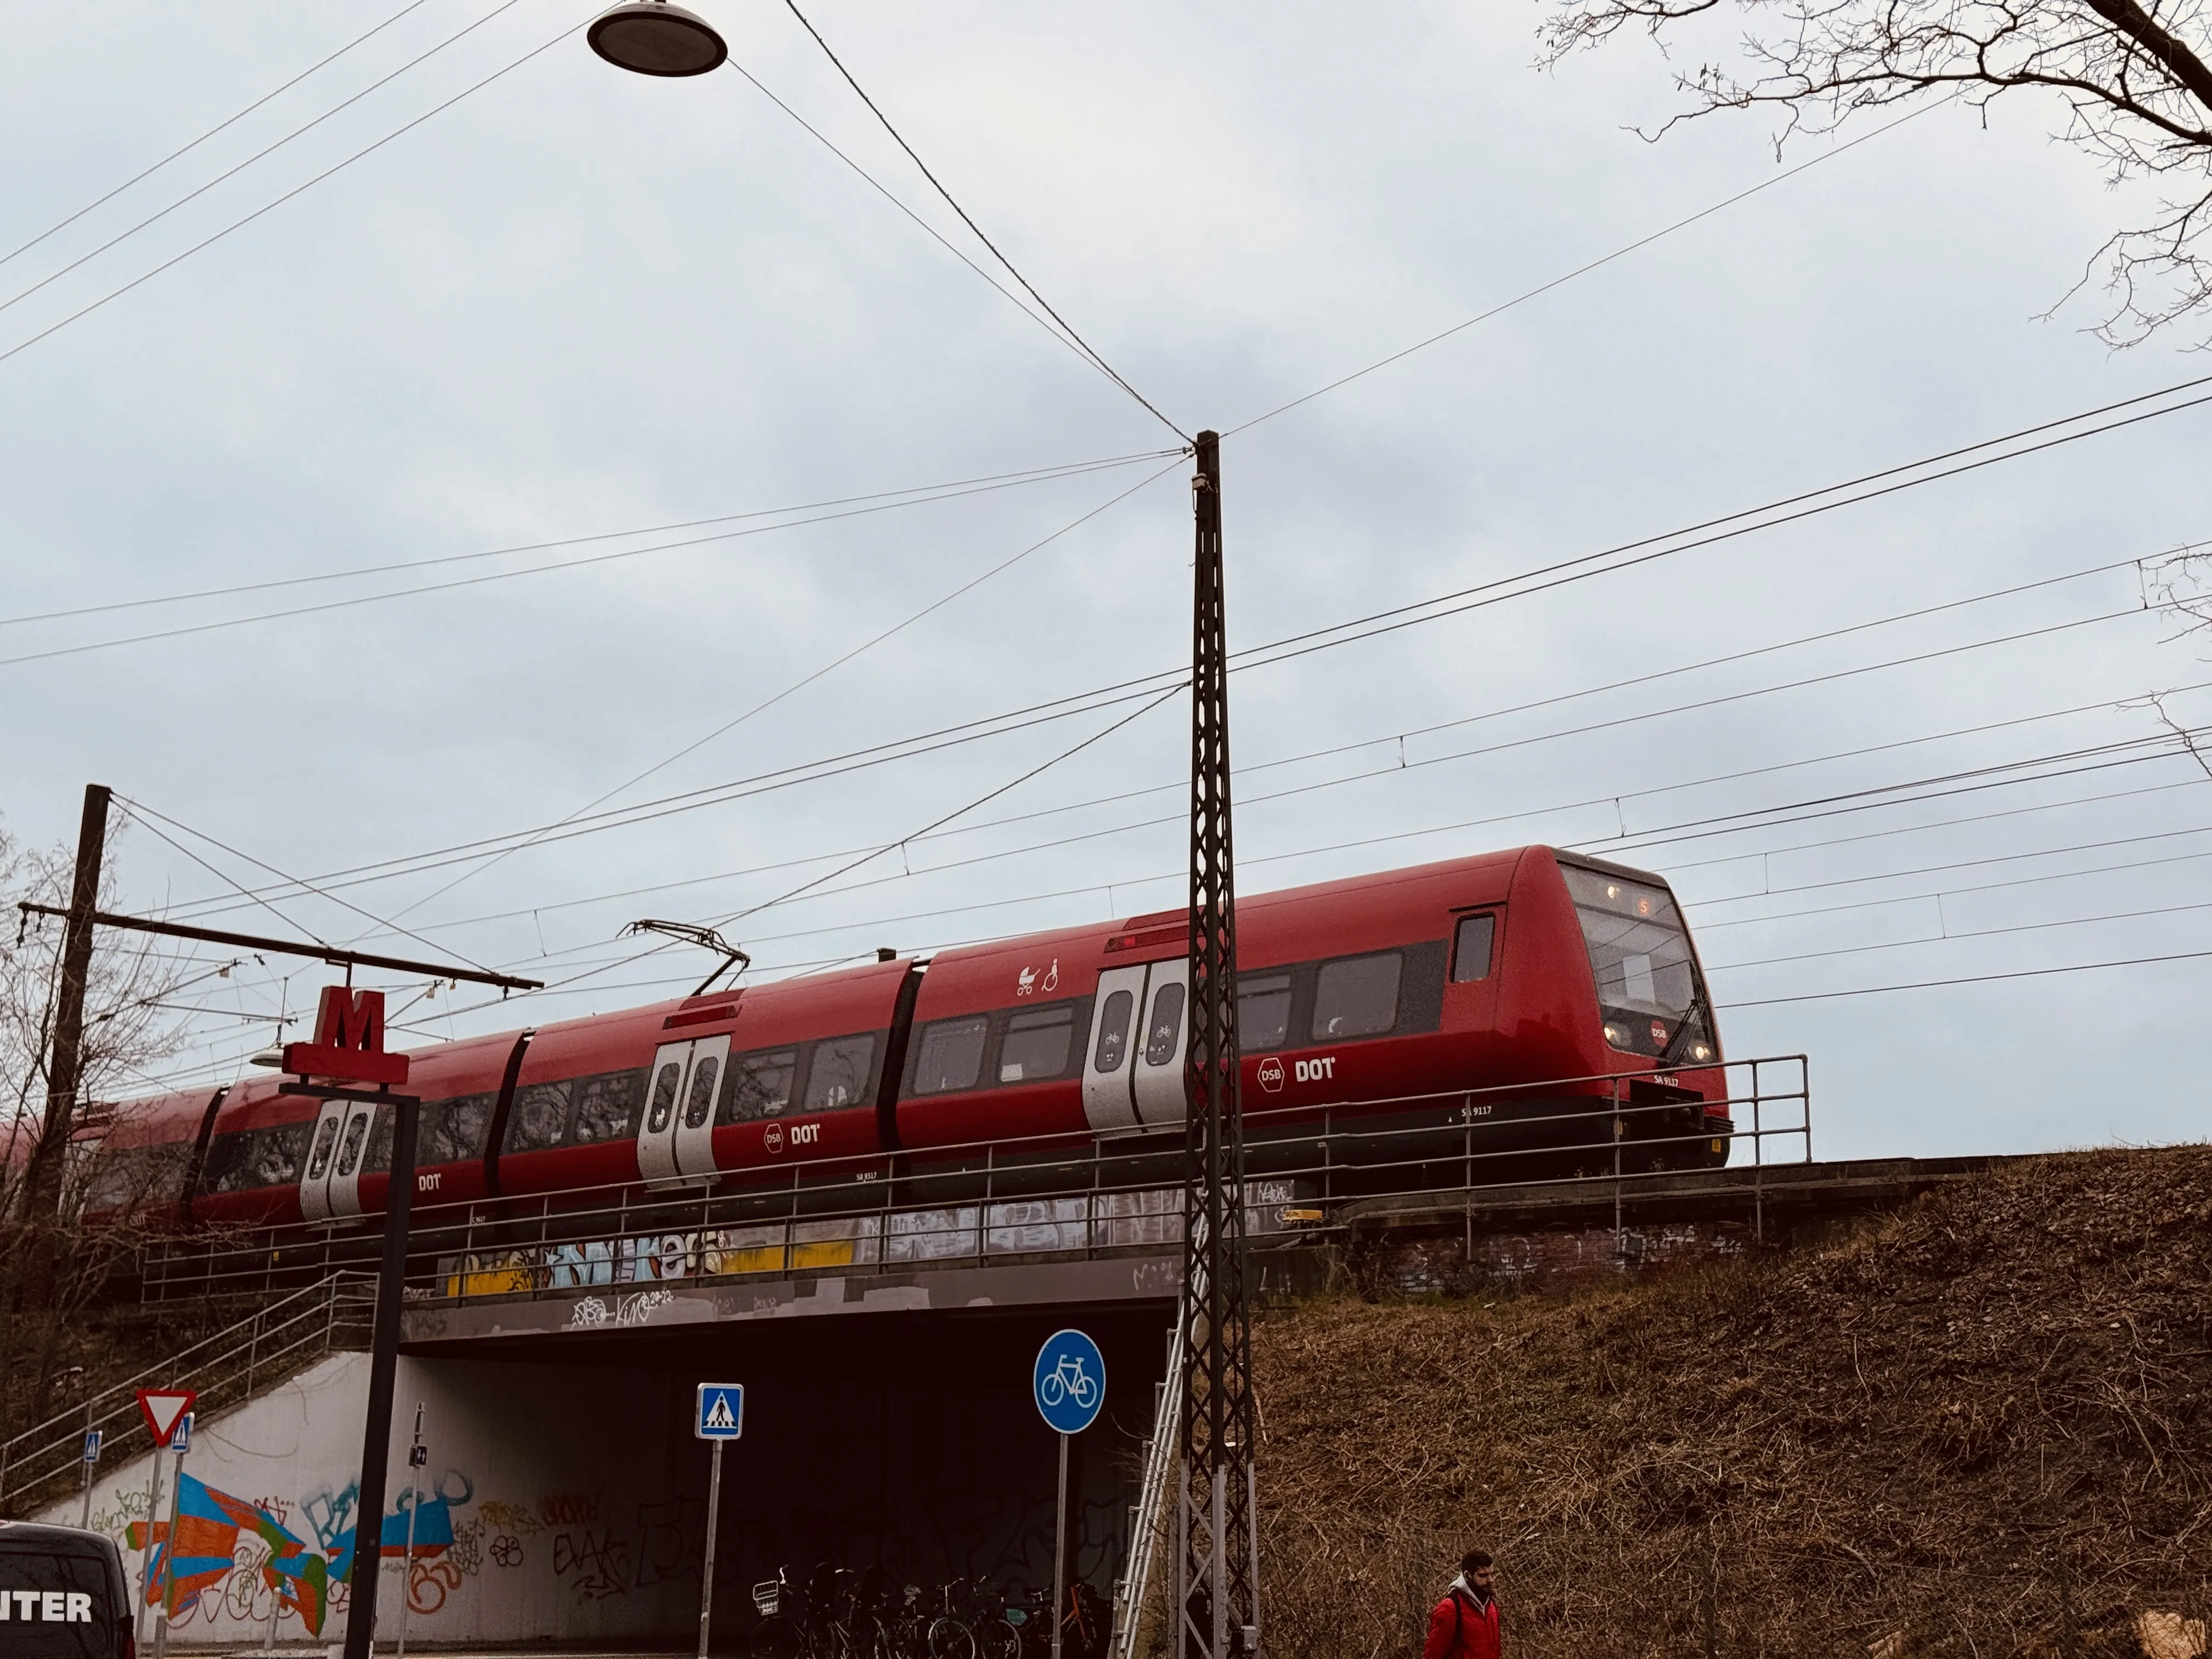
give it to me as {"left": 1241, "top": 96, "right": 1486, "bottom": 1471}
{"left": 587, "top": 1, "right": 727, "bottom": 76}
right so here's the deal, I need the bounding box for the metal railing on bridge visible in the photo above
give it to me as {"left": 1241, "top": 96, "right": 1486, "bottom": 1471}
{"left": 0, "top": 1274, "right": 374, "bottom": 1518}
{"left": 136, "top": 1056, "right": 1808, "bottom": 1308}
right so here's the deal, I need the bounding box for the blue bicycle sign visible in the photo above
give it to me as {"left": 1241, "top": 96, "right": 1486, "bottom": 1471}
{"left": 1033, "top": 1328, "right": 1106, "bottom": 1434}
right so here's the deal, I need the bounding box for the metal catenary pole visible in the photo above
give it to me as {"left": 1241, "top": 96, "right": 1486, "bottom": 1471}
{"left": 340, "top": 1088, "right": 420, "bottom": 1659}
{"left": 22, "top": 785, "right": 110, "bottom": 1298}
{"left": 1178, "top": 431, "right": 1260, "bottom": 1658}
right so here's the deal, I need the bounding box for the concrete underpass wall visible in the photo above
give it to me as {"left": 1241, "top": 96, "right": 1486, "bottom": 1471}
{"left": 39, "top": 1342, "right": 1150, "bottom": 1650}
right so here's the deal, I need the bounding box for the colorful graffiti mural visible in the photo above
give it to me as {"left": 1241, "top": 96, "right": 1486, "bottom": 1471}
{"left": 126, "top": 1474, "right": 330, "bottom": 1634}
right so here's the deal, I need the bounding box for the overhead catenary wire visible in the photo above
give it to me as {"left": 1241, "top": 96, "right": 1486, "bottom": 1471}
{"left": 0, "top": 12, "right": 588, "bottom": 373}
{"left": 1222, "top": 97, "right": 1957, "bottom": 437}
{"left": 1726, "top": 949, "right": 2212, "bottom": 1007}
{"left": 368, "top": 455, "right": 1188, "bottom": 929}
{"left": 0, "top": 0, "right": 437, "bottom": 274}
{"left": 123, "top": 384, "right": 2212, "bottom": 918}
{"left": 0, "top": 454, "right": 1177, "bottom": 672}
{"left": 171, "top": 562, "right": 2180, "bottom": 932}
{"left": 366, "top": 712, "right": 2212, "bottom": 1012}
{"left": 0, "top": 449, "right": 1177, "bottom": 633}
{"left": 259, "top": 555, "right": 2191, "bottom": 939}
{"left": 770, "top": 0, "right": 1188, "bottom": 445}
{"left": 0, "top": 0, "right": 537, "bottom": 328}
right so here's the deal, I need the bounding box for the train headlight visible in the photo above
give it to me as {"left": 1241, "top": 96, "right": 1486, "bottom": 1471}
{"left": 1690, "top": 1042, "right": 1712, "bottom": 1063}
{"left": 1602, "top": 1023, "right": 1622, "bottom": 1046}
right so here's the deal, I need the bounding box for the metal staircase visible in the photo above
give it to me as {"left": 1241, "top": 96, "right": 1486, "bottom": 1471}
{"left": 1113, "top": 1312, "right": 1186, "bottom": 1659}
{"left": 0, "top": 1274, "right": 374, "bottom": 1517}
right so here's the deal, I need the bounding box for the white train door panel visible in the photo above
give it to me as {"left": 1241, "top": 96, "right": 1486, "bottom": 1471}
{"left": 325, "top": 1099, "right": 379, "bottom": 1220}
{"left": 297, "top": 1101, "right": 347, "bottom": 1224}
{"left": 1129, "top": 960, "right": 1190, "bottom": 1127}
{"left": 636, "top": 1042, "right": 692, "bottom": 1187}
{"left": 673, "top": 1032, "right": 729, "bottom": 1180}
{"left": 1081, "top": 966, "right": 1148, "bottom": 1132}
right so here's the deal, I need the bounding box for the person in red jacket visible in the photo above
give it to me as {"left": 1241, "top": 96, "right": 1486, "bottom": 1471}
{"left": 1422, "top": 1550, "right": 1499, "bottom": 1659}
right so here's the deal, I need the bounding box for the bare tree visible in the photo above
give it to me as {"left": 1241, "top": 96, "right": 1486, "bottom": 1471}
{"left": 1537, "top": 0, "right": 2212, "bottom": 345}
{"left": 1, "top": 817, "right": 187, "bottom": 1223}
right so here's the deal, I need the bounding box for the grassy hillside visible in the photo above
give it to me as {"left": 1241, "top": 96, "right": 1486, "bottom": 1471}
{"left": 1254, "top": 1148, "right": 2212, "bottom": 1659}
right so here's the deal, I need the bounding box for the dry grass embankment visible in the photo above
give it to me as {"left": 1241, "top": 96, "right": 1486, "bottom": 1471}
{"left": 1255, "top": 1147, "right": 2212, "bottom": 1659}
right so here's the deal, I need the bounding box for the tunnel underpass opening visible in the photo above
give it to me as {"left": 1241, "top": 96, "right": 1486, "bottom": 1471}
{"left": 386, "top": 1303, "right": 1174, "bottom": 1650}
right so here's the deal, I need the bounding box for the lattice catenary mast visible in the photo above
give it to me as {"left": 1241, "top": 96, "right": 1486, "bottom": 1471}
{"left": 1176, "top": 430, "right": 1260, "bottom": 1657}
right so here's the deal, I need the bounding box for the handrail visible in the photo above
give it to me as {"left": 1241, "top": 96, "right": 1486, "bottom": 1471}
{"left": 1114, "top": 1314, "right": 1185, "bottom": 1659}
{"left": 0, "top": 1274, "right": 374, "bottom": 1516}
{"left": 134, "top": 1056, "right": 1809, "bottom": 1307}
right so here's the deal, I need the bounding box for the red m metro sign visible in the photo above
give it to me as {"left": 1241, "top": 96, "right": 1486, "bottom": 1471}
{"left": 282, "top": 986, "right": 410, "bottom": 1086}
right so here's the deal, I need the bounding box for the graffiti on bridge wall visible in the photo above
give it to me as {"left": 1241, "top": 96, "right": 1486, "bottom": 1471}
{"left": 99, "top": 1469, "right": 701, "bottom": 1639}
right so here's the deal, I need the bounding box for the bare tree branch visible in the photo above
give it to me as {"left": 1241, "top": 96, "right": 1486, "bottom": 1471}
{"left": 1538, "top": 0, "right": 2212, "bottom": 344}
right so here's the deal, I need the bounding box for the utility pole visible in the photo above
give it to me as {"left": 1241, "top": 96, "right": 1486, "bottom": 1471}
{"left": 1176, "top": 432, "right": 1260, "bottom": 1658}
{"left": 20, "top": 784, "right": 110, "bottom": 1304}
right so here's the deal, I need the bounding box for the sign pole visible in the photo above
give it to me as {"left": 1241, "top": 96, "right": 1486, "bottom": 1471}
{"left": 1033, "top": 1329, "right": 1105, "bottom": 1659}
{"left": 691, "top": 1382, "right": 743, "bottom": 1659}
{"left": 397, "top": 1405, "right": 425, "bottom": 1659}
{"left": 698, "top": 1439, "right": 724, "bottom": 1659}
{"left": 137, "top": 1447, "right": 163, "bottom": 1648}
{"left": 1051, "top": 1430, "right": 1070, "bottom": 1659}
{"left": 79, "top": 1421, "right": 100, "bottom": 1530}
{"left": 151, "top": 1415, "right": 191, "bottom": 1659}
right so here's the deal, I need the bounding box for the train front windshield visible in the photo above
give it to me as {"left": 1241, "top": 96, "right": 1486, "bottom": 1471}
{"left": 1560, "top": 863, "right": 1715, "bottom": 1063}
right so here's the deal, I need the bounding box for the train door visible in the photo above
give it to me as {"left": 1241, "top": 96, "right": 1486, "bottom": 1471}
{"left": 1081, "top": 966, "right": 1147, "bottom": 1131}
{"left": 637, "top": 1035, "right": 730, "bottom": 1187}
{"left": 326, "top": 1099, "right": 379, "bottom": 1218}
{"left": 297, "top": 1102, "right": 346, "bottom": 1223}
{"left": 1129, "top": 960, "right": 1190, "bottom": 1126}
{"left": 298, "top": 1097, "right": 377, "bottom": 1222}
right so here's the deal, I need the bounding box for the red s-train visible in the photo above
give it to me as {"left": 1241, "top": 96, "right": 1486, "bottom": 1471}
{"left": 73, "top": 846, "right": 1730, "bottom": 1227}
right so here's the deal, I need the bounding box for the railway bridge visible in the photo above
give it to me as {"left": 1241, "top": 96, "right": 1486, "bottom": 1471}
{"left": 9, "top": 1059, "right": 2013, "bottom": 1654}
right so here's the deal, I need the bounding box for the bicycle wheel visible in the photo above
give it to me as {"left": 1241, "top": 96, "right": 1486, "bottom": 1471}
{"left": 926, "top": 1616, "right": 978, "bottom": 1659}
{"left": 971, "top": 1616, "right": 1021, "bottom": 1659}
{"left": 750, "top": 1615, "right": 808, "bottom": 1659}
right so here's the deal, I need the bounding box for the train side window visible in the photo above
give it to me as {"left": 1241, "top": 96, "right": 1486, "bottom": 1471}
{"left": 644, "top": 1060, "right": 682, "bottom": 1136}
{"left": 572, "top": 1069, "right": 645, "bottom": 1144}
{"left": 1311, "top": 952, "right": 1402, "bottom": 1040}
{"left": 304, "top": 1117, "right": 341, "bottom": 1182}
{"left": 421, "top": 1093, "right": 496, "bottom": 1164}
{"left": 1092, "top": 990, "right": 1135, "bottom": 1073}
{"left": 1143, "top": 982, "right": 1186, "bottom": 1066}
{"left": 682, "top": 1056, "right": 721, "bottom": 1128}
{"left": 365, "top": 1107, "right": 395, "bottom": 1173}
{"left": 1238, "top": 972, "right": 1293, "bottom": 1051}
{"left": 1451, "top": 915, "right": 1497, "bottom": 983}
{"left": 506, "top": 1080, "right": 574, "bottom": 1153}
{"left": 913, "top": 1017, "right": 989, "bottom": 1094}
{"left": 1001, "top": 1004, "right": 1076, "bottom": 1083}
{"left": 805, "top": 1034, "right": 877, "bottom": 1110}
{"left": 335, "top": 1112, "right": 372, "bottom": 1178}
{"left": 718, "top": 1049, "right": 797, "bottom": 1122}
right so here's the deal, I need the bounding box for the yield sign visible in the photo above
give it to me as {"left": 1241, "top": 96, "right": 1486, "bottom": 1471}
{"left": 136, "top": 1389, "right": 197, "bottom": 1447}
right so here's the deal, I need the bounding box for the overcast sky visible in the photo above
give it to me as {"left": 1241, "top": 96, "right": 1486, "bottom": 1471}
{"left": 4, "top": 0, "right": 2207, "bottom": 1163}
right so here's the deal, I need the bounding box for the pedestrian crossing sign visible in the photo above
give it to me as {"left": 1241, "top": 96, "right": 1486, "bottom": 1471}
{"left": 695, "top": 1383, "right": 743, "bottom": 1440}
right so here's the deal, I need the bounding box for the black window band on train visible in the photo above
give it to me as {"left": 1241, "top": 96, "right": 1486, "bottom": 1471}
{"left": 803, "top": 1033, "right": 878, "bottom": 1111}
{"left": 199, "top": 1120, "right": 313, "bottom": 1194}
{"left": 501, "top": 1068, "right": 648, "bottom": 1155}
{"left": 999, "top": 1004, "right": 1075, "bottom": 1082}
{"left": 717, "top": 1047, "right": 798, "bottom": 1123}
{"left": 912, "top": 1015, "right": 989, "bottom": 1095}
